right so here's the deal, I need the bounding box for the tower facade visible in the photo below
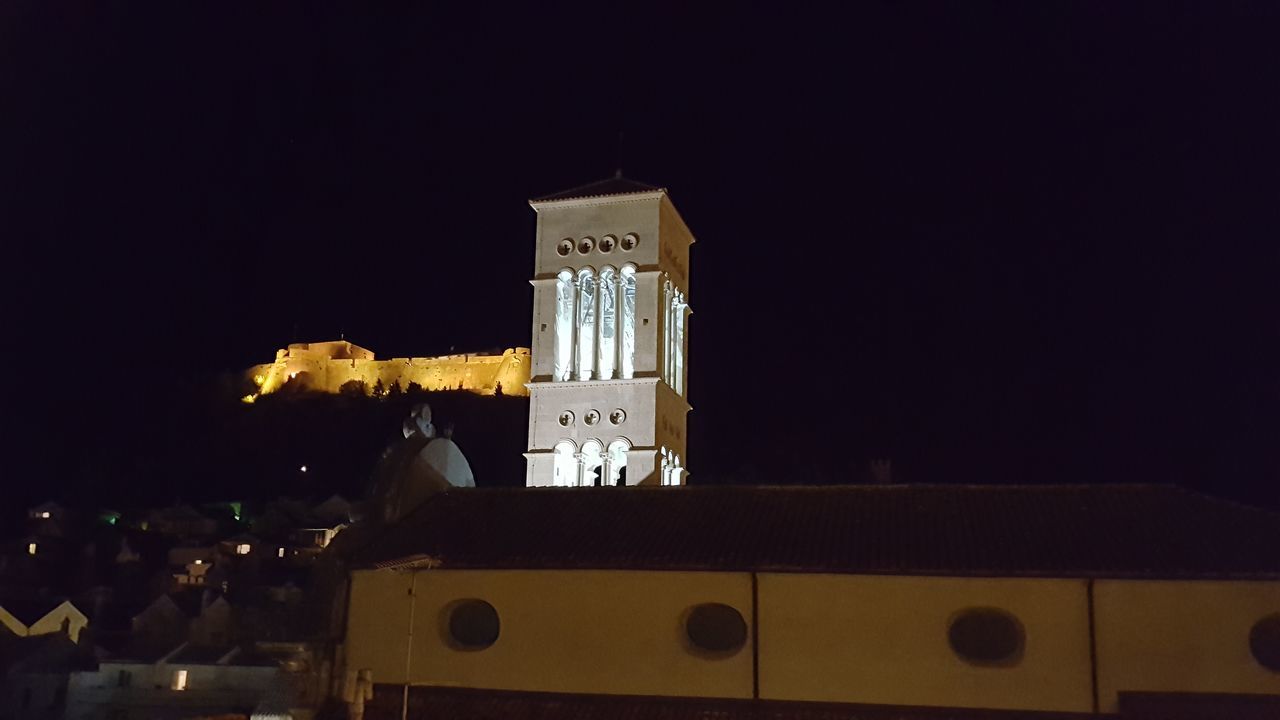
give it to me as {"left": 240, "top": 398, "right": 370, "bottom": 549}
{"left": 524, "top": 178, "right": 693, "bottom": 487}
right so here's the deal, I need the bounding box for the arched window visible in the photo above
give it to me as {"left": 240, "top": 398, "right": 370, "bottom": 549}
{"left": 554, "top": 270, "right": 574, "bottom": 382}
{"left": 660, "top": 446, "right": 670, "bottom": 486}
{"left": 598, "top": 267, "right": 617, "bottom": 380}
{"left": 620, "top": 265, "right": 637, "bottom": 379}
{"left": 580, "top": 440, "right": 603, "bottom": 487}
{"left": 663, "top": 280, "right": 673, "bottom": 383}
{"left": 577, "top": 268, "right": 596, "bottom": 380}
{"left": 606, "top": 439, "right": 630, "bottom": 486}
{"left": 553, "top": 441, "right": 576, "bottom": 487}
{"left": 670, "top": 453, "right": 683, "bottom": 486}
{"left": 674, "top": 292, "right": 686, "bottom": 395}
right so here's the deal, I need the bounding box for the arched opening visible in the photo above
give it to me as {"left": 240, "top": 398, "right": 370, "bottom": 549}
{"left": 576, "top": 268, "right": 596, "bottom": 380}
{"left": 580, "top": 440, "right": 603, "bottom": 487}
{"left": 663, "top": 280, "right": 674, "bottom": 382}
{"left": 553, "top": 441, "right": 576, "bottom": 487}
{"left": 674, "top": 292, "right": 686, "bottom": 395}
{"left": 620, "top": 265, "right": 637, "bottom": 379}
{"left": 598, "top": 267, "right": 617, "bottom": 380}
{"left": 606, "top": 439, "right": 630, "bottom": 486}
{"left": 554, "top": 270, "right": 574, "bottom": 382}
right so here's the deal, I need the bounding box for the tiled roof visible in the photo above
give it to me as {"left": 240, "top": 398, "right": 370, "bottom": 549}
{"left": 533, "top": 176, "right": 664, "bottom": 202}
{"left": 362, "top": 686, "right": 1092, "bottom": 720}
{"left": 352, "top": 485, "right": 1280, "bottom": 579}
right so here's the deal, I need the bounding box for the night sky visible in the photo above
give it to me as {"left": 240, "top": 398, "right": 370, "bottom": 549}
{"left": 3, "top": 3, "right": 1278, "bottom": 512}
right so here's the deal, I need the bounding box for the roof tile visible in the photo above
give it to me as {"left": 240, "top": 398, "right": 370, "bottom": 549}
{"left": 353, "top": 485, "right": 1280, "bottom": 579}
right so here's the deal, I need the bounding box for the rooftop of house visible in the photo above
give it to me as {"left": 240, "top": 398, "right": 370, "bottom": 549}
{"left": 352, "top": 484, "right": 1280, "bottom": 580}
{"left": 0, "top": 596, "right": 74, "bottom": 626}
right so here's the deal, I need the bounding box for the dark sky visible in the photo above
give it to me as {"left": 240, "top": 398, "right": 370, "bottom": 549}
{"left": 3, "top": 3, "right": 1278, "bottom": 508}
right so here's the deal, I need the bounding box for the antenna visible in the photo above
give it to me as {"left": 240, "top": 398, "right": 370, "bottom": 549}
{"left": 615, "top": 130, "right": 625, "bottom": 178}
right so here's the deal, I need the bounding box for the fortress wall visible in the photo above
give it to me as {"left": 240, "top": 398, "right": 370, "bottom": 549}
{"left": 244, "top": 348, "right": 530, "bottom": 398}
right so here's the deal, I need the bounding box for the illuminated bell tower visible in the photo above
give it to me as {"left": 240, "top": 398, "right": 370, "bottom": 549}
{"left": 524, "top": 176, "right": 693, "bottom": 487}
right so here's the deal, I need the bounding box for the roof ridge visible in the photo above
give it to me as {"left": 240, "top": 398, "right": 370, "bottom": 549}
{"left": 532, "top": 176, "right": 665, "bottom": 203}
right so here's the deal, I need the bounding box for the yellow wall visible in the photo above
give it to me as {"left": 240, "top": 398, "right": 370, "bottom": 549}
{"left": 0, "top": 601, "right": 89, "bottom": 643}
{"left": 1094, "top": 579, "right": 1280, "bottom": 710}
{"left": 345, "top": 568, "right": 1280, "bottom": 712}
{"left": 346, "top": 569, "right": 754, "bottom": 698}
{"left": 757, "top": 574, "right": 1093, "bottom": 712}
{"left": 345, "top": 570, "right": 414, "bottom": 684}
{"left": 246, "top": 346, "right": 529, "bottom": 398}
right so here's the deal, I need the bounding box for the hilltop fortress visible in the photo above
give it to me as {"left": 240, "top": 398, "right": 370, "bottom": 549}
{"left": 243, "top": 340, "right": 529, "bottom": 400}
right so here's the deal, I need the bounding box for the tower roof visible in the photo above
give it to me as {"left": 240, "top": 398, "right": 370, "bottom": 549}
{"left": 532, "top": 175, "right": 665, "bottom": 203}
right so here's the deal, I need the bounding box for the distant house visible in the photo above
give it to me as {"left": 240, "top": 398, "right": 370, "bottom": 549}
{"left": 147, "top": 505, "right": 218, "bottom": 538}
{"left": 114, "top": 537, "right": 140, "bottom": 565}
{"left": 0, "top": 632, "right": 94, "bottom": 720}
{"left": 63, "top": 642, "right": 287, "bottom": 720}
{"left": 129, "top": 590, "right": 232, "bottom": 654}
{"left": 167, "top": 544, "right": 216, "bottom": 588}
{"left": 26, "top": 502, "right": 64, "bottom": 522}
{"left": 0, "top": 598, "right": 88, "bottom": 643}
{"left": 218, "top": 533, "right": 261, "bottom": 558}
{"left": 25, "top": 501, "right": 66, "bottom": 539}
{"left": 284, "top": 525, "right": 346, "bottom": 564}
{"left": 311, "top": 494, "right": 351, "bottom": 525}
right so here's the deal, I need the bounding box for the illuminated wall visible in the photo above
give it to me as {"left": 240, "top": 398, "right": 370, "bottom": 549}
{"left": 345, "top": 569, "right": 752, "bottom": 699}
{"left": 243, "top": 341, "right": 529, "bottom": 400}
{"left": 525, "top": 187, "right": 694, "bottom": 486}
{"left": 344, "top": 568, "right": 1280, "bottom": 712}
{"left": 1094, "top": 579, "right": 1280, "bottom": 711}
{"left": 758, "top": 573, "right": 1093, "bottom": 712}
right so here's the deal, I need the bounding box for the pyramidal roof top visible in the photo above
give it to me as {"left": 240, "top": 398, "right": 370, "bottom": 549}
{"left": 533, "top": 174, "right": 665, "bottom": 203}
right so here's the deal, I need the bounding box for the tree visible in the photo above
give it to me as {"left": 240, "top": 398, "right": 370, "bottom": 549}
{"left": 339, "top": 379, "right": 369, "bottom": 397}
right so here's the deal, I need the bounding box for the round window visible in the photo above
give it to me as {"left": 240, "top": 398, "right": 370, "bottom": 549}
{"left": 558, "top": 411, "right": 574, "bottom": 427}
{"left": 446, "top": 600, "right": 500, "bottom": 650}
{"left": 556, "top": 239, "right": 573, "bottom": 257}
{"left": 583, "top": 409, "right": 601, "bottom": 426}
{"left": 599, "top": 235, "right": 617, "bottom": 253}
{"left": 685, "top": 603, "right": 747, "bottom": 654}
{"left": 578, "top": 237, "right": 595, "bottom": 254}
{"left": 1250, "top": 613, "right": 1280, "bottom": 672}
{"left": 621, "top": 233, "right": 639, "bottom": 251}
{"left": 609, "top": 408, "right": 626, "bottom": 425}
{"left": 948, "top": 608, "right": 1024, "bottom": 666}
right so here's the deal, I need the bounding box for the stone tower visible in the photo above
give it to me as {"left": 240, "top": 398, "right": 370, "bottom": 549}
{"left": 524, "top": 177, "right": 693, "bottom": 487}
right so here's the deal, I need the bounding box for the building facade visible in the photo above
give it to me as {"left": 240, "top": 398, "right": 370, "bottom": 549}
{"left": 341, "top": 485, "right": 1280, "bottom": 719}
{"left": 243, "top": 341, "right": 529, "bottom": 401}
{"left": 524, "top": 177, "right": 694, "bottom": 487}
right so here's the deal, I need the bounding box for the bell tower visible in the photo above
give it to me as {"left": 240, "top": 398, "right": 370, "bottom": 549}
{"left": 524, "top": 177, "right": 693, "bottom": 487}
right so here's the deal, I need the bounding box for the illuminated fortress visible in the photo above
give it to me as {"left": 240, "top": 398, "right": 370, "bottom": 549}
{"left": 243, "top": 340, "right": 529, "bottom": 401}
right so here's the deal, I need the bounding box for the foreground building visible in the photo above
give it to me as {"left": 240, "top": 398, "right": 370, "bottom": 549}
{"left": 340, "top": 484, "right": 1280, "bottom": 719}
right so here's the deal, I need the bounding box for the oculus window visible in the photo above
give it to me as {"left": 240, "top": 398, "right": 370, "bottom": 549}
{"left": 446, "top": 600, "right": 500, "bottom": 650}
{"left": 685, "top": 603, "right": 748, "bottom": 655}
{"left": 1251, "top": 613, "right": 1280, "bottom": 672}
{"left": 948, "top": 608, "right": 1024, "bottom": 666}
